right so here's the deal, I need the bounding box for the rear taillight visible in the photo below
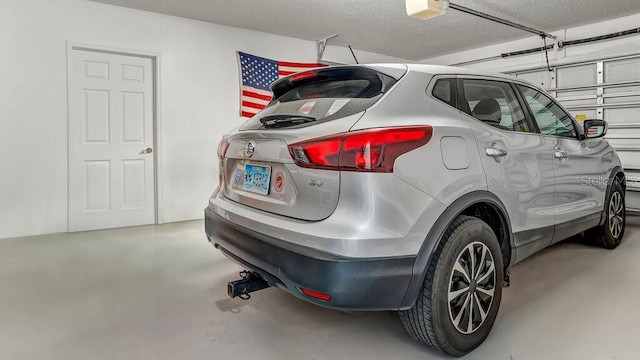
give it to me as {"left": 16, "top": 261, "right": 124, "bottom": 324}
{"left": 217, "top": 138, "right": 229, "bottom": 159}
{"left": 288, "top": 126, "right": 433, "bottom": 173}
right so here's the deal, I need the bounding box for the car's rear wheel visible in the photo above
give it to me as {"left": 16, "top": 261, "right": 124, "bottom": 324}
{"left": 586, "top": 180, "right": 625, "bottom": 249}
{"left": 399, "top": 215, "right": 503, "bottom": 357}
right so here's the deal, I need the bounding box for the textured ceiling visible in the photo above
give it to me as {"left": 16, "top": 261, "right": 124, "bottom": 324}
{"left": 89, "top": 0, "right": 640, "bottom": 60}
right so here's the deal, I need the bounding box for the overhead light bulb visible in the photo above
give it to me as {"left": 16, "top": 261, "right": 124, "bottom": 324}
{"left": 406, "top": 0, "right": 449, "bottom": 20}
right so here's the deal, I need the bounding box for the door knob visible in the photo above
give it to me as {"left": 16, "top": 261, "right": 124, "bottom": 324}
{"left": 140, "top": 147, "right": 153, "bottom": 154}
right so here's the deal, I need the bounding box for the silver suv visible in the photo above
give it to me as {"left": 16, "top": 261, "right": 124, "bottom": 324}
{"left": 205, "top": 64, "right": 626, "bottom": 356}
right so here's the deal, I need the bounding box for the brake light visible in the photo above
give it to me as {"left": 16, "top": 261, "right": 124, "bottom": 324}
{"left": 288, "top": 126, "right": 433, "bottom": 173}
{"left": 291, "top": 71, "right": 316, "bottom": 82}
{"left": 217, "top": 138, "right": 230, "bottom": 159}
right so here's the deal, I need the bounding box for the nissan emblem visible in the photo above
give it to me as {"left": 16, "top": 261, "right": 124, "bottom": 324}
{"left": 245, "top": 141, "right": 256, "bottom": 158}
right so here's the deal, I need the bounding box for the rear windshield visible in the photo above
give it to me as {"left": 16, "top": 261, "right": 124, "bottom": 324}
{"left": 240, "top": 66, "right": 398, "bottom": 130}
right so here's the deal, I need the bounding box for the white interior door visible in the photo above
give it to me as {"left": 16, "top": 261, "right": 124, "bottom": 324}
{"left": 68, "top": 49, "right": 155, "bottom": 232}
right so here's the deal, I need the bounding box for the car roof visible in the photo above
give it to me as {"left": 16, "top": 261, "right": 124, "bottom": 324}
{"left": 364, "top": 63, "right": 520, "bottom": 83}
{"left": 409, "top": 64, "right": 515, "bottom": 79}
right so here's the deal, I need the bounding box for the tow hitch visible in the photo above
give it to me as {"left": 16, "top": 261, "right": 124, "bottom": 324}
{"left": 227, "top": 271, "right": 270, "bottom": 300}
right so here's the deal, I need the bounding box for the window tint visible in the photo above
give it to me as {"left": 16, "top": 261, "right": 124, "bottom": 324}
{"left": 461, "top": 79, "right": 530, "bottom": 133}
{"left": 278, "top": 79, "right": 378, "bottom": 102}
{"left": 517, "top": 85, "right": 578, "bottom": 138}
{"left": 432, "top": 78, "right": 456, "bottom": 107}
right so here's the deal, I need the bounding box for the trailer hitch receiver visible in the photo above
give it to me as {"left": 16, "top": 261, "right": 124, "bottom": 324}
{"left": 227, "top": 271, "right": 270, "bottom": 300}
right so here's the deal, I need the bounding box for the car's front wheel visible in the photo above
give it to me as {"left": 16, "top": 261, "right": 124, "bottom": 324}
{"left": 586, "top": 179, "right": 625, "bottom": 249}
{"left": 399, "top": 215, "right": 504, "bottom": 357}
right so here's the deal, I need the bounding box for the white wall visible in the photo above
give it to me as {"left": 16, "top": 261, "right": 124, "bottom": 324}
{"left": 0, "top": 0, "right": 409, "bottom": 239}
{"left": 422, "top": 13, "right": 640, "bottom": 74}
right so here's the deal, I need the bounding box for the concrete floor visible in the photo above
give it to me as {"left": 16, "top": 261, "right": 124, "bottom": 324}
{"left": 1, "top": 218, "right": 640, "bottom": 360}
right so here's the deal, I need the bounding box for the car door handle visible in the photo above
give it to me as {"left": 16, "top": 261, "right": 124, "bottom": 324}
{"left": 554, "top": 149, "right": 568, "bottom": 159}
{"left": 485, "top": 147, "right": 508, "bottom": 158}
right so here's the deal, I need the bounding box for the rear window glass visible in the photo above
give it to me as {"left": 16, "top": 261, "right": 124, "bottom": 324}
{"left": 240, "top": 67, "right": 398, "bottom": 130}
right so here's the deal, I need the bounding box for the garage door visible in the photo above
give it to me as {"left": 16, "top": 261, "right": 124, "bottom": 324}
{"left": 512, "top": 55, "right": 640, "bottom": 212}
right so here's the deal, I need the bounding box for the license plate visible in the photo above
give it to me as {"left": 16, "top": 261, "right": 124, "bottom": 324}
{"left": 243, "top": 164, "right": 272, "bottom": 195}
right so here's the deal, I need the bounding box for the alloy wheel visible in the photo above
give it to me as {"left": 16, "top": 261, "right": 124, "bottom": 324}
{"left": 609, "top": 191, "right": 624, "bottom": 239}
{"left": 448, "top": 242, "right": 496, "bottom": 335}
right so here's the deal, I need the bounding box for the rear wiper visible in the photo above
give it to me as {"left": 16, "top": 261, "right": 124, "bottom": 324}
{"left": 260, "top": 114, "right": 316, "bottom": 128}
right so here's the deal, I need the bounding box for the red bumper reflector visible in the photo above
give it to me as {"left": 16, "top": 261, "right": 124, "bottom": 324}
{"left": 301, "top": 288, "right": 331, "bottom": 301}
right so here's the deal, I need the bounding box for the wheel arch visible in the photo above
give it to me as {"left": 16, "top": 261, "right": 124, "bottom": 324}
{"left": 613, "top": 167, "right": 626, "bottom": 191}
{"left": 599, "top": 166, "right": 625, "bottom": 226}
{"left": 399, "top": 191, "right": 513, "bottom": 310}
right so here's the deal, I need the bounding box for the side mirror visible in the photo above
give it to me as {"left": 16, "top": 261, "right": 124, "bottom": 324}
{"left": 583, "top": 119, "right": 607, "bottom": 139}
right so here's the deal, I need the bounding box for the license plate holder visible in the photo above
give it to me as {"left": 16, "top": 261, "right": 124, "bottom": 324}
{"left": 243, "top": 164, "right": 272, "bottom": 195}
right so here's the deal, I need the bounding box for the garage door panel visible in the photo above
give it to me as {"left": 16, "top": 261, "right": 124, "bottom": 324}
{"left": 557, "top": 89, "right": 597, "bottom": 107}
{"left": 606, "top": 136, "right": 640, "bottom": 145}
{"left": 604, "top": 85, "right": 640, "bottom": 94}
{"left": 605, "top": 127, "right": 640, "bottom": 138}
{"left": 557, "top": 64, "right": 597, "bottom": 88}
{"left": 604, "top": 107, "right": 640, "bottom": 125}
{"left": 616, "top": 151, "right": 640, "bottom": 171}
{"left": 604, "top": 58, "right": 640, "bottom": 83}
{"left": 604, "top": 96, "right": 640, "bottom": 104}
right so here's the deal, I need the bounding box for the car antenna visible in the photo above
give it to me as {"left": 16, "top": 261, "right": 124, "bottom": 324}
{"left": 348, "top": 45, "right": 359, "bottom": 64}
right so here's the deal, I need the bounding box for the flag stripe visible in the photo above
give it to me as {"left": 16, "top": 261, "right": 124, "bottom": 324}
{"left": 242, "top": 90, "right": 272, "bottom": 102}
{"left": 242, "top": 105, "right": 261, "bottom": 112}
{"left": 243, "top": 97, "right": 270, "bottom": 106}
{"left": 242, "top": 86, "right": 272, "bottom": 96}
{"left": 242, "top": 101, "right": 267, "bottom": 110}
{"left": 241, "top": 111, "right": 256, "bottom": 118}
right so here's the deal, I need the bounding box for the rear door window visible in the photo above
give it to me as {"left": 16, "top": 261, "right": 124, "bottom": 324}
{"left": 460, "top": 79, "right": 532, "bottom": 133}
{"left": 240, "top": 67, "right": 398, "bottom": 130}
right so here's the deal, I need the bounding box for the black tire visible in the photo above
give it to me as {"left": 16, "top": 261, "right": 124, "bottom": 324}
{"left": 399, "top": 215, "right": 504, "bottom": 357}
{"left": 585, "top": 180, "right": 625, "bottom": 249}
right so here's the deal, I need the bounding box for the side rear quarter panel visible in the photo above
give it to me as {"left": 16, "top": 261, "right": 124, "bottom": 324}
{"left": 354, "top": 72, "right": 489, "bottom": 206}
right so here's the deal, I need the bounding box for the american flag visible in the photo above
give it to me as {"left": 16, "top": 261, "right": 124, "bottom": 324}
{"left": 238, "top": 52, "right": 326, "bottom": 118}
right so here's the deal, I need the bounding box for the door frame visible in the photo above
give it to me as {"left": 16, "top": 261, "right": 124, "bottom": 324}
{"left": 66, "top": 42, "right": 163, "bottom": 230}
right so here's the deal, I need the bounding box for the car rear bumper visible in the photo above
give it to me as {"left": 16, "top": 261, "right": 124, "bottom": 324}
{"left": 205, "top": 206, "right": 416, "bottom": 311}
